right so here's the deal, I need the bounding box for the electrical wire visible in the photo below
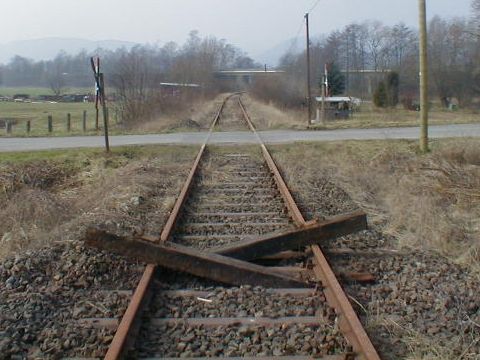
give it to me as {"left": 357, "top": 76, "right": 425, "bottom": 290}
{"left": 284, "top": 18, "right": 306, "bottom": 57}
{"left": 282, "top": 0, "right": 323, "bottom": 62}
{"left": 307, "top": 0, "right": 322, "bottom": 14}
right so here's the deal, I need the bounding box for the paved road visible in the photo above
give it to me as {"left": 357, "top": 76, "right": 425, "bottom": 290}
{"left": 0, "top": 123, "right": 479, "bottom": 152}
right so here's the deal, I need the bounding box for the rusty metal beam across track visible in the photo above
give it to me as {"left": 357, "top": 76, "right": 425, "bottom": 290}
{"left": 104, "top": 94, "right": 234, "bottom": 360}
{"left": 86, "top": 228, "right": 308, "bottom": 288}
{"left": 214, "top": 211, "right": 367, "bottom": 260}
{"left": 237, "top": 97, "right": 381, "bottom": 360}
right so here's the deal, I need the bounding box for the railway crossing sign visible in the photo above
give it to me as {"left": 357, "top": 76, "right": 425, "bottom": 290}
{"left": 90, "top": 56, "right": 110, "bottom": 152}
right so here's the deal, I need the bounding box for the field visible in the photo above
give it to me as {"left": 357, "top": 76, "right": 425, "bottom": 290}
{"left": 245, "top": 95, "right": 480, "bottom": 130}
{"left": 0, "top": 101, "right": 101, "bottom": 136}
{"left": 1, "top": 89, "right": 479, "bottom": 138}
{"left": 0, "top": 86, "right": 93, "bottom": 98}
{"left": 315, "top": 103, "right": 480, "bottom": 130}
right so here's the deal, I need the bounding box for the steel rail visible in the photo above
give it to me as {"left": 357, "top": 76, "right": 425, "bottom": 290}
{"left": 104, "top": 95, "right": 231, "bottom": 360}
{"left": 237, "top": 96, "right": 381, "bottom": 360}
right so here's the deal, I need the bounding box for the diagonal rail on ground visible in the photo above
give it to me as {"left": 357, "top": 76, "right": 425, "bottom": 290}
{"left": 212, "top": 211, "right": 367, "bottom": 260}
{"left": 85, "top": 210, "right": 366, "bottom": 287}
{"left": 85, "top": 228, "right": 308, "bottom": 288}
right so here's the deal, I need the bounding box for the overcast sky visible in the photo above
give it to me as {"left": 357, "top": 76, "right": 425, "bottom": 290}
{"left": 0, "top": 0, "right": 472, "bottom": 56}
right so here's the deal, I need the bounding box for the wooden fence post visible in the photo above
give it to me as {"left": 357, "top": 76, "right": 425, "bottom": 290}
{"left": 5, "top": 120, "right": 12, "bottom": 134}
{"left": 66, "top": 113, "right": 71, "bottom": 132}
{"left": 83, "top": 110, "right": 87, "bottom": 132}
{"left": 26, "top": 120, "right": 31, "bottom": 134}
{"left": 48, "top": 115, "right": 53, "bottom": 133}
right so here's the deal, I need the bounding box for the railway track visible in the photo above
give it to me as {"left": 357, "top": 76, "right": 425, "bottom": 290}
{"left": 81, "top": 94, "right": 381, "bottom": 360}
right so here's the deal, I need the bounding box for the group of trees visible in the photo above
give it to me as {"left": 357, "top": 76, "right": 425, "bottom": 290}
{"left": 257, "top": 0, "right": 480, "bottom": 109}
{"left": 0, "top": 31, "right": 257, "bottom": 125}
{"left": 109, "top": 31, "right": 257, "bottom": 124}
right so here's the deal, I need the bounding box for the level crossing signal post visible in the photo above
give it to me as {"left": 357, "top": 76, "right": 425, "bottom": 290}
{"left": 91, "top": 57, "right": 110, "bottom": 153}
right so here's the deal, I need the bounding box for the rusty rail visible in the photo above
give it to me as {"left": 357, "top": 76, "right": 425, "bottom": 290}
{"left": 104, "top": 95, "right": 232, "bottom": 360}
{"left": 238, "top": 96, "right": 381, "bottom": 360}
{"left": 105, "top": 94, "right": 381, "bottom": 360}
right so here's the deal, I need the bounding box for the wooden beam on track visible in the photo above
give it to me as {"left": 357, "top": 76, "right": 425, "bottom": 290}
{"left": 85, "top": 228, "right": 308, "bottom": 289}
{"left": 213, "top": 211, "right": 366, "bottom": 260}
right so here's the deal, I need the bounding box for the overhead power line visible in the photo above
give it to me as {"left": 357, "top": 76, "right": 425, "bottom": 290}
{"left": 307, "top": 0, "right": 322, "bottom": 14}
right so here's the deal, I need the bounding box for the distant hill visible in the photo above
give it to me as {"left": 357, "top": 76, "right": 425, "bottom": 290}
{"left": 0, "top": 37, "right": 138, "bottom": 64}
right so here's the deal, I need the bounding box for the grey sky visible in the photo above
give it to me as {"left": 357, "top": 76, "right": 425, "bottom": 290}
{"left": 0, "top": 0, "right": 472, "bottom": 57}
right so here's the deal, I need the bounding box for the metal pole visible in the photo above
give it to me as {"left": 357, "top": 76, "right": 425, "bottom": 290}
{"left": 305, "top": 13, "right": 312, "bottom": 124}
{"left": 419, "top": 0, "right": 429, "bottom": 152}
{"left": 321, "top": 64, "right": 327, "bottom": 125}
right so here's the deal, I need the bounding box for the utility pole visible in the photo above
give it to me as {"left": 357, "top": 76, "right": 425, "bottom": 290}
{"left": 305, "top": 13, "right": 312, "bottom": 124}
{"left": 419, "top": 0, "right": 429, "bottom": 153}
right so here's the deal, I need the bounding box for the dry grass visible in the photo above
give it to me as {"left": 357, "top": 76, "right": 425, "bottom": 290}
{"left": 366, "top": 312, "right": 480, "bottom": 360}
{"left": 0, "top": 145, "right": 196, "bottom": 259}
{"left": 270, "top": 138, "right": 480, "bottom": 273}
{"left": 241, "top": 95, "right": 305, "bottom": 130}
{"left": 247, "top": 95, "right": 480, "bottom": 130}
{"left": 316, "top": 103, "right": 480, "bottom": 130}
{"left": 135, "top": 93, "right": 233, "bottom": 133}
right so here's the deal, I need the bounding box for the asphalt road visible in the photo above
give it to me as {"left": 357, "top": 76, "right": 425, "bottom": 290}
{"left": 0, "top": 123, "right": 479, "bottom": 152}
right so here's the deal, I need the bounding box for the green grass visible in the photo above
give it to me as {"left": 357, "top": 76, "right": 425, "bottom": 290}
{"left": 0, "top": 101, "right": 101, "bottom": 136}
{"left": 0, "top": 144, "right": 198, "bottom": 165}
{"left": 0, "top": 86, "right": 93, "bottom": 97}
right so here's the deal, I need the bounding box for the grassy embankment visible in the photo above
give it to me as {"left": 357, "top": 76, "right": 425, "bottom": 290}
{"left": 270, "top": 138, "right": 480, "bottom": 273}
{"left": 0, "top": 145, "right": 197, "bottom": 259}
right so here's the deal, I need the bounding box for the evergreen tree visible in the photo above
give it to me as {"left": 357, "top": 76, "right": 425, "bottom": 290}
{"left": 321, "top": 62, "right": 345, "bottom": 96}
{"left": 386, "top": 72, "right": 400, "bottom": 107}
{"left": 373, "top": 81, "right": 388, "bottom": 107}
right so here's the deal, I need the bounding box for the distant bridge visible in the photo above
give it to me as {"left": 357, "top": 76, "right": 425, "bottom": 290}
{"left": 214, "top": 69, "right": 285, "bottom": 87}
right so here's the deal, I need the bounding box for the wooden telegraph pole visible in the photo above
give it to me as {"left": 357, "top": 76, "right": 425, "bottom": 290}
{"left": 305, "top": 13, "right": 312, "bottom": 125}
{"left": 419, "top": 0, "right": 429, "bottom": 153}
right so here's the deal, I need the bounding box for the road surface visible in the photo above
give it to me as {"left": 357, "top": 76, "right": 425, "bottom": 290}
{"left": 0, "top": 123, "right": 479, "bottom": 152}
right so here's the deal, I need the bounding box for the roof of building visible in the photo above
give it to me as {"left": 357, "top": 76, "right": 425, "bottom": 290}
{"left": 315, "top": 96, "right": 362, "bottom": 104}
{"left": 215, "top": 70, "right": 285, "bottom": 74}
{"left": 160, "top": 82, "right": 201, "bottom": 88}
